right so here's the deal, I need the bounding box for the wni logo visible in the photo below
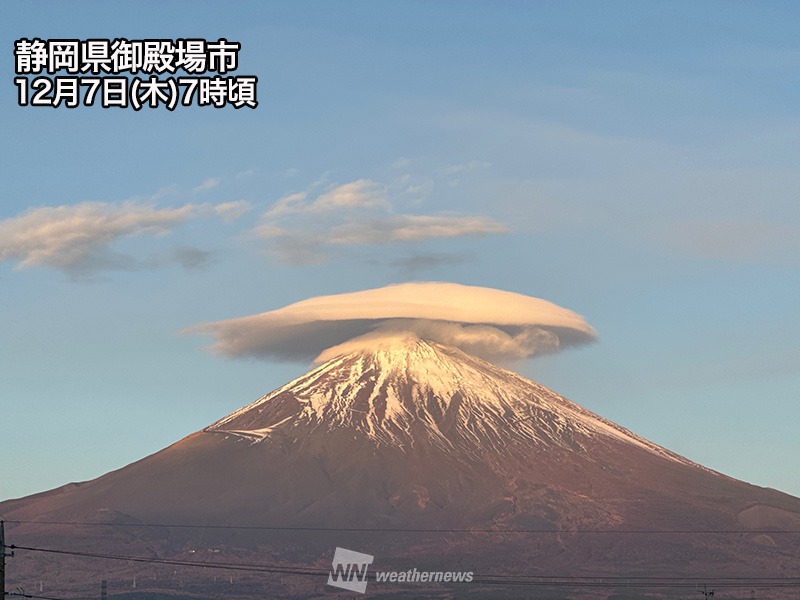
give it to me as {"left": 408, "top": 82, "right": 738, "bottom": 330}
{"left": 327, "top": 547, "right": 374, "bottom": 594}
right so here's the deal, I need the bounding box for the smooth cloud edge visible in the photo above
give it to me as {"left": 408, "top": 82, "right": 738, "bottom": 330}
{"left": 187, "top": 282, "right": 597, "bottom": 366}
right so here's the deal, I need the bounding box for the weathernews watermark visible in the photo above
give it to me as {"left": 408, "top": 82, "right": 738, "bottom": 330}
{"left": 13, "top": 38, "right": 258, "bottom": 109}
{"left": 327, "top": 547, "right": 474, "bottom": 594}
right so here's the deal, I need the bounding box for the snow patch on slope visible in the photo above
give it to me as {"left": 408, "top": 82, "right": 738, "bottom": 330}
{"left": 206, "top": 337, "right": 699, "bottom": 468}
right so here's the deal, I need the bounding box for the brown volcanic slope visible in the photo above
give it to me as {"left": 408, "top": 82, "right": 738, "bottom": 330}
{"left": 3, "top": 339, "right": 800, "bottom": 598}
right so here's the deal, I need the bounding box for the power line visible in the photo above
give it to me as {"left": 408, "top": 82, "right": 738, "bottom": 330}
{"left": 9, "top": 544, "right": 326, "bottom": 576}
{"left": 8, "top": 544, "right": 800, "bottom": 590}
{"left": 7, "top": 593, "right": 77, "bottom": 600}
{"left": 6, "top": 519, "right": 800, "bottom": 535}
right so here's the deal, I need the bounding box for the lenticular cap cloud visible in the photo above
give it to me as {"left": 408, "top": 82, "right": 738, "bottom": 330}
{"left": 190, "top": 282, "right": 596, "bottom": 364}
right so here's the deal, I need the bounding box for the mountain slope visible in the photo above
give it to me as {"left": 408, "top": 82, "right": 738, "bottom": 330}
{"left": 207, "top": 337, "right": 695, "bottom": 466}
{"left": 3, "top": 338, "right": 800, "bottom": 597}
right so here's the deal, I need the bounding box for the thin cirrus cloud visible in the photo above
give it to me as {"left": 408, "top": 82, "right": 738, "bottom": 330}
{"left": 390, "top": 251, "right": 469, "bottom": 274}
{"left": 254, "top": 178, "right": 508, "bottom": 265}
{"left": 0, "top": 200, "right": 250, "bottom": 278}
{"left": 326, "top": 214, "right": 506, "bottom": 245}
{"left": 192, "top": 177, "right": 222, "bottom": 192}
{"left": 660, "top": 220, "right": 800, "bottom": 264}
{"left": 263, "top": 179, "right": 389, "bottom": 219}
{"left": 188, "top": 281, "right": 596, "bottom": 365}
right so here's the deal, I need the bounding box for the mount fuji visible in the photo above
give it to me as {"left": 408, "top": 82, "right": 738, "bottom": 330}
{"left": 3, "top": 336, "right": 800, "bottom": 598}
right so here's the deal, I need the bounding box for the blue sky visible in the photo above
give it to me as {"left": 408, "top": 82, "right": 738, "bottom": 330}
{"left": 2, "top": 1, "right": 799, "bottom": 501}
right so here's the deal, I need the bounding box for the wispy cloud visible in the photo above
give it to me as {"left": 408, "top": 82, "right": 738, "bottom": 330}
{"left": 169, "top": 246, "right": 213, "bottom": 269}
{"left": 326, "top": 215, "right": 506, "bottom": 245}
{"left": 264, "top": 179, "right": 388, "bottom": 219}
{"left": 254, "top": 178, "right": 507, "bottom": 265}
{"left": 213, "top": 200, "right": 252, "bottom": 221}
{"left": 441, "top": 160, "right": 491, "bottom": 175}
{"left": 659, "top": 220, "right": 800, "bottom": 264}
{"left": 193, "top": 177, "right": 221, "bottom": 192}
{"left": 236, "top": 168, "right": 258, "bottom": 179}
{"left": 390, "top": 252, "right": 469, "bottom": 274}
{"left": 0, "top": 200, "right": 246, "bottom": 278}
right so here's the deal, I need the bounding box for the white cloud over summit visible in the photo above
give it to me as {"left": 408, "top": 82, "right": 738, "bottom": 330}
{"left": 189, "top": 282, "right": 596, "bottom": 365}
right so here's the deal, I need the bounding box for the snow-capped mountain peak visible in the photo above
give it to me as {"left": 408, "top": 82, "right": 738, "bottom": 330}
{"left": 8, "top": 334, "right": 799, "bottom": 596}
{"left": 205, "top": 336, "right": 695, "bottom": 467}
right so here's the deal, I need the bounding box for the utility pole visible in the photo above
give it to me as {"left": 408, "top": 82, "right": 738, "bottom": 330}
{"left": 1, "top": 519, "right": 12, "bottom": 598}
{"left": 101, "top": 579, "right": 107, "bottom": 600}
{"left": 0, "top": 520, "right": 5, "bottom": 599}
